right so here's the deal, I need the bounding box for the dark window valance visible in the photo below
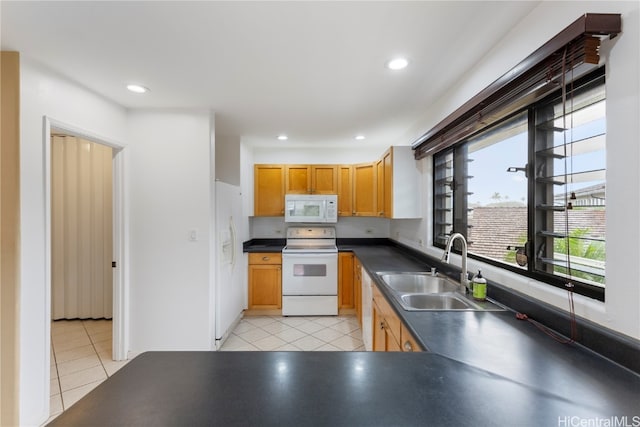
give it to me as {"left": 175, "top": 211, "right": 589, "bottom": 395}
{"left": 412, "top": 13, "right": 621, "bottom": 160}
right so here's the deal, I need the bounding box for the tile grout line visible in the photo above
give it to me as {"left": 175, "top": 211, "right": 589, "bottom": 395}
{"left": 50, "top": 324, "right": 63, "bottom": 401}
{"left": 230, "top": 315, "right": 364, "bottom": 351}
{"left": 82, "top": 320, "right": 110, "bottom": 378}
{"left": 56, "top": 320, "right": 109, "bottom": 410}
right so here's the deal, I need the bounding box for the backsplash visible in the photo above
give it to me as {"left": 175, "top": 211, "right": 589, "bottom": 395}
{"left": 249, "top": 216, "right": 391, "bottom": 239}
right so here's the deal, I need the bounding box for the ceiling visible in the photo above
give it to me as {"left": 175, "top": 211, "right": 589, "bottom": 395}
{"left": 1, "top": 1, "right": 540, "bottom": 148}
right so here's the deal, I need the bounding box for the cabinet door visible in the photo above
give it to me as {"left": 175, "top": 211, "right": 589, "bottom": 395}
{"left": 338, "top": 252, "right": 355, "bottom": 309}
{"left": 383, "top": 149, "right": 393, "bottom": 218}
{"left": 354, "top": 258, "right": 362, "bottom": 326}
{"left": 254, "top": 165, "right": 285, "bottom": 216}
{"left": 337, "top": 165, "right": 353, "bottom": 217}
{"left": 372, "top": 302, "right": 386, "bottom": 352}
{"left": 285, "top": 165, "right": 311, "bottom": 194}
{"left": 376, "top": 158, "right": 384, "bottom": 217}
{"left": 311, "top": 165, "right": 338, "bottom": 194}
{"left": 401, "top": 324, "right": 423, "bottom": 352}
{"left": 385, "top": 327, "right": 402, "bottom": 352}
{"left": 352, "top": 162, "right": 377, "bottom": 216}
{"left": 248, "top": 264, "right": 282, "bottom": 309}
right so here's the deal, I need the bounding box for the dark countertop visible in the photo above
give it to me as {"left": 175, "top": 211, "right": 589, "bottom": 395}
{"left": 348, "top": 245, "right": 640, "bottom": 390}
{"left": 243, "top": 238, "right": 285, "bottom": 253}
{"left": 50, "top": 240, "right": 640, "bottom": 426}
{"left": 48, "top": 351, "right": 640, "bottom": 427}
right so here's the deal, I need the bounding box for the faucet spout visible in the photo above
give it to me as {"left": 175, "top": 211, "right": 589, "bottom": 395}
{"left": 442, "top": 233, "right": 469, "bottom": 293}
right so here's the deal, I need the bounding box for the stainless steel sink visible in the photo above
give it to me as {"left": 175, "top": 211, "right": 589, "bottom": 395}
{"left": 400, "top": 293, "right": 480, "bottom": 310}
{"left": 378, "top": 272, "right": 459, "bottom": 294}
{"left": 376, "top": 271, "right": 504, "bottom": 312}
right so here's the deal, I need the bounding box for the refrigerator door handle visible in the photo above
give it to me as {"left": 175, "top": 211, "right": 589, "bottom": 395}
{"left": 229, "top": 216, "right": 237, "bottom": 269}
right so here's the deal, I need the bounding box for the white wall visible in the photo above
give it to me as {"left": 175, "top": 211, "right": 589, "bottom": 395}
{"left": 215, "top": 134, "right": 241, "bottom": 185}
{"left": 392, "top": 1, "right": 640, "bottom": 340}
{"left": 19, "top": 58, "right": 128, "bottom": 426}
{"left": 127, "top": 111, "right": 213, "bottom": 352}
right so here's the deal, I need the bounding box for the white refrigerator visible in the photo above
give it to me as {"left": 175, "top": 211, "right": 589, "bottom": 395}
{"left": 214, "top": 181, "right": 244, "bottom": 349}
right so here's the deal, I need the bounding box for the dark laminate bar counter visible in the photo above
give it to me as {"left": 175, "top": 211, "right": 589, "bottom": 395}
{"left": 49, "top": 241, "right": 640, "bottom": 426}
{"left": 48, "top": 351, "right": 639, "bottom": 427}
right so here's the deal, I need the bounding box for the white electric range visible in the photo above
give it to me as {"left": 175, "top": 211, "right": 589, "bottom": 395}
{"left": 281, "top": 226, "right": 338, "bottom": 316}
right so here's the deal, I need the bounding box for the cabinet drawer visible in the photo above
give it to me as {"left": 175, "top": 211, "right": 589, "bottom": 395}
{"left": 401, "top": 324, "right": 423, "bottom": 352}
{"left": 249, "top": 253, "right": 282, "bottom": 265}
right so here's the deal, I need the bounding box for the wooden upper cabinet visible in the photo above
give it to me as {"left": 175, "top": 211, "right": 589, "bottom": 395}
{"left": 254, "top": 165, "right": 285, "bottom": 216}
{"left": 382, "top": 149, "right": 393, "bottom": 218}
{"left": 311, "top": 165, "right": 338, "bottom": 194}
{"left": 285, "top": 165, "right": 338, "bottom": 194}
{"left": 352, "top": 162, "right": 377, "bottom": 216}
{"left": 285, "top": 165, "right": 311, "bottom": 194}
{"left": 376, "top": 158, "right": 384, "bottom": 217}
{"left": 337, "top": 165, "right": 353, "bottom": 217}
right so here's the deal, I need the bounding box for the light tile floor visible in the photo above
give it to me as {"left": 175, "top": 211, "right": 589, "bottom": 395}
{"left": 46, "top": 315, "right": 362, "bottom": 424}
{"left": 48, "top": 319, "right": 129, "bottom": 424}
{"left": 221, "top": 315, "right": 364, "bottom": 351}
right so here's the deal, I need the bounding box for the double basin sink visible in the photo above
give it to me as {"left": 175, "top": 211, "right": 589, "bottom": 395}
{"left": 376, "top": 271, "right": 504, "bottom": 311}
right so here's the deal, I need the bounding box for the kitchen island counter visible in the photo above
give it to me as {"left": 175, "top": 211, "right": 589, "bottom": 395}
{"left": 48, "top": 351, "right": 639, "bottom": 427}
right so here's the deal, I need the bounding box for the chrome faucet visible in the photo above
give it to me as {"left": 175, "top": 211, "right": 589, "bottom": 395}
{"left": 441, "top": 233, "right": 469, "bottom": 293}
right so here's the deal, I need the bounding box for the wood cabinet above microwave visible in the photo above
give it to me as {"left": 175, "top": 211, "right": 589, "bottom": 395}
{"left": 285, "top": 165, "right": 338, "bottom": 195}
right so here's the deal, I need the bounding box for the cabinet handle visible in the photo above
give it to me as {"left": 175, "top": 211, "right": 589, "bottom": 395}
{"left": 403, "top": 341, "right": 413, "bottom": 352}
{"left": 379, "top": 321, "right": 385, "bottom": 330}
{"left": 262, "top": 256, "right": 270, "bottom": 261}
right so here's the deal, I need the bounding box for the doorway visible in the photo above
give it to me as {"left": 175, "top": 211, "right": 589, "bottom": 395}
{"left": 43, "top": 117, "right": 128, "bottom": 352}
{"left": 51, "top": 134, "right": 113, "bottom": 320}
{"left": 43, "top": 117, "right": 128, "bottom": 419}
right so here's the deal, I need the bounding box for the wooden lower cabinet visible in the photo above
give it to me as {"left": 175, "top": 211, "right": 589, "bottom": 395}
{"left": 354, "top": 258, "right": 363, "bottom": 326}
{"left": 248, "top": 253, "right": 282, "bottom": 310}
{"left": 338, "top": 252, "right": 355, "bottom": 311}
{"left": 401, "top": 324, "right": 423, "bottom": 352}
{"left": 372, "top": 301, "right": 387, "bottom": 352}
{"left": 372, "top": 284, "right": 421, "bottom": 352}
{"left": 372, "top": 286, "right": 402, "bottom": 352}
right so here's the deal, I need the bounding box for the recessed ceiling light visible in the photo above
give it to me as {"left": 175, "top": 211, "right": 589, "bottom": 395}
{"left": 277, "top": 135, "right": 288, "bottom": 141}
{"left": 355, "top": 135, "right": 366, "bottom": 140}
{"left": 386, "top": 57, "right": 409, "bottom": 70}
{"left": 126, "top": 84, "right": 149, "bottom": 93}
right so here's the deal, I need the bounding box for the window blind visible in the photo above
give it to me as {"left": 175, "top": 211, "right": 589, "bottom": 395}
{"left": 413, "top": 13, "right": 621, "bottom": 160}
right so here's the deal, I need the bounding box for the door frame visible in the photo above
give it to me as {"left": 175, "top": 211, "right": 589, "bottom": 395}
{"left": 43, "top": 116, "right": 128, "bottom": 361}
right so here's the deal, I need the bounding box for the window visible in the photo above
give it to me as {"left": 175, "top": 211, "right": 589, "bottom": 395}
{"left": 433, "top": 68, "right": 606, "bottom": 300}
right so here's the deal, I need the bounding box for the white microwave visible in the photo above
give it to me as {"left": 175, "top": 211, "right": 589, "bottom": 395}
{"left": 284, "top": 195, "right": 338, "bottom": 223}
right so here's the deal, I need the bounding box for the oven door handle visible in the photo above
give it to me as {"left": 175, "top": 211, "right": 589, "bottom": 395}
{"left": 282, "top": 252, "right": 337, "bottom": 258}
